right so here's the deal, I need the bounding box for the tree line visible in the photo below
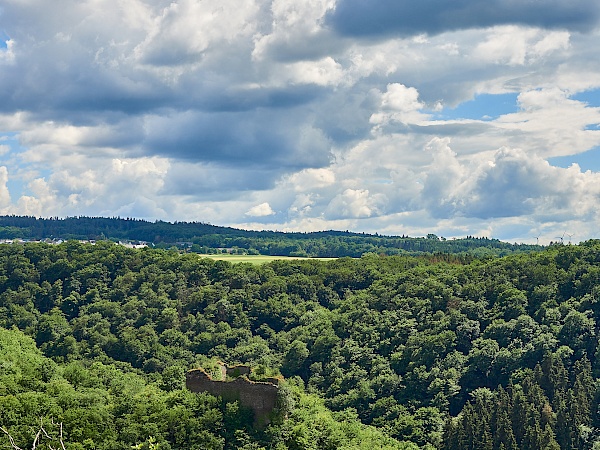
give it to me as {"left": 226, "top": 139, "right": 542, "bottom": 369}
{"left": 0, "top": 215, "right": 541, "bottom": 257}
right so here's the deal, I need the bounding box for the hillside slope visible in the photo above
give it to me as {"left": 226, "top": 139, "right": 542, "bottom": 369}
{"left": 0, "top": 215, "right": 541, "bottom": 257}
{"left": 1, "top": 240, "right": 599, "bottom": 448}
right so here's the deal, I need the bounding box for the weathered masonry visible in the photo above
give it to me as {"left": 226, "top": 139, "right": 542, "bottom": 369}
{"left": 186, "top": 366, "right": 279, "bottom": 426}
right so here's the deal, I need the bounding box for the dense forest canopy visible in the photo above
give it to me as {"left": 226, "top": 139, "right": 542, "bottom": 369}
{"left": 0, "top": 215, "right": 542, "bottom": 258}
{"left": 1, "top": 239, "right": 600, "bottom": 448}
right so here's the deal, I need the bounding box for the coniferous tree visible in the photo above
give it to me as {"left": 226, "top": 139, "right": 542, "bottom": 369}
{"left": 555, "top": 390, "right": 575, "bottom": 449}
{"left": 510, "top": 385, "right": 529, "bottom": 447}
{"left": 442, "top": 418, "right": 459, "bottom": 450}
{"left": 521, "top": 413, "right": 542, "bottom": 450}
{"left": 539, "top": 423, "right": 561, "bottom": 450}
{"left": 541, "top": 353, "right": 568, "bottom": 402}
{"left": 573, "top": 357, "right": 594, "bottom": 424}
{"left": 492, "top": 386, "right": 517, "bottom": 450}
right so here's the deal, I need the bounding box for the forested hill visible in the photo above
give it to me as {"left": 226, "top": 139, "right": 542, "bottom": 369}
{"left": 0, "top": 215, "right": 541, "bottom": 257}
{"left": 2, "top": 240, "right": 600, "bottom": 448}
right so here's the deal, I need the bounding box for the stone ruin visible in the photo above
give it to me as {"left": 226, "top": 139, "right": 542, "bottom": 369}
{"left": 185, "top": 363, "right": 280, "bottom": 426}
{"left": 219, "top": 361, "right": 251, "bottom": 378}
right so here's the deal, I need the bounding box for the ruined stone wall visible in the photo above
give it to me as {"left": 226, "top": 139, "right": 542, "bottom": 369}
{"left": 186, "top": 369, "right": 279, "bottom": 425}
{"left": 215, "top": 361, "right": 252, "bottom": 379}
{"left": 225, "top": 364, "right": 251, "bottom": 378}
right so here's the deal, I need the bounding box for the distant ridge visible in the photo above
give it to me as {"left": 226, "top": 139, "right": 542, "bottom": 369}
{"left": 0, "top": 215, "right": 542, "bottom": 258}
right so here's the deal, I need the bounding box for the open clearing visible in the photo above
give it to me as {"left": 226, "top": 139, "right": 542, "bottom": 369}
{"left": 197, "top": 254, "right": 335, "bottom": 264}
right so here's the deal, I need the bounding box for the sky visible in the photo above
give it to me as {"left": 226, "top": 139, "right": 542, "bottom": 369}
{"left": 1, "top": 0, "right": 600, "bottom": 244}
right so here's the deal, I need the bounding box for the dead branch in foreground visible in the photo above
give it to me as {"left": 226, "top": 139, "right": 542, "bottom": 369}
{"left": 1, "top": 419, "right": 66, "bottom": 450}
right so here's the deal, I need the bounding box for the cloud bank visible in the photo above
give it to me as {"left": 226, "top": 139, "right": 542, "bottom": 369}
{"left": 1, "top": 0, "right": 600, "bottom": 243}
{"left": 327, "top": 0, "right": 600, "bottom": 38}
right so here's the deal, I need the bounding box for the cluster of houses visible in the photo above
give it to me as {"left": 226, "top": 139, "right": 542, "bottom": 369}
{"left": 0, "top": 238, "right": 149, "bottom": 248}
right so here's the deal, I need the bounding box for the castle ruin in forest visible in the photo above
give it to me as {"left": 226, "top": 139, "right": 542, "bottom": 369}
{"left": 186, "top": 362, "right": 281, "bottom": 426}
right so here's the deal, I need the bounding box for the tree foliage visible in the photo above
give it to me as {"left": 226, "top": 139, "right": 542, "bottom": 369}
{"left": 0, "top": 215, "right": 541, "bottom": 257}
{"left": 1, "top": 239, "right": 600, "bottom": 448}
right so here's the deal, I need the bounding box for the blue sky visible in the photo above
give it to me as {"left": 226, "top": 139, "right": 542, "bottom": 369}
{"left": 549, "top": 146, "right": 600, "bottom": 172}
{"left": 1, "top": 0, "right": 600, "bottom": 244}
{"left": 573, "top": 88, "right": 600, "bottom": 106}
{"left": 433, "top": 93, "right": 520, "bottom": 121}
{"left": 0, "top": 29, "right": 8, "bottom": 48}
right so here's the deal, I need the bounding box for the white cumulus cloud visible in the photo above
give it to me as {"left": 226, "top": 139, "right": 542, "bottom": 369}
{"left": 246, "top": 202, "right": 275, "bottom": 217}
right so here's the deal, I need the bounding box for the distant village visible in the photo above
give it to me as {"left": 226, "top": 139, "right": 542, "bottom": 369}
{"left": 0, "top": 238, "right": 258, "bottom": 256}
{"left": 0, "top": 238, "right": 149, "bottom": 249}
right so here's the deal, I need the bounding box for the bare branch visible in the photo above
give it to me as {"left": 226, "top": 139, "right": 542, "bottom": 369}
{"left": 1, "top": 419, "right": 66, "bottom": 450}
{"left": 0, "top": 426, "right": 23, "bottom": 450}
{"left": 39, "top": 425, "right": 53, "bottom": 440}
{"left": 55, "top": 422, "right": 65, "bottom": 450}
{"left": 31, "top": 428, "right": 42, "bottom": 450}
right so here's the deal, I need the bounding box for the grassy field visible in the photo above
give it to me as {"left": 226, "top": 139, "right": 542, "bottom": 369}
{"left": 197, "top": 254, "right": 335, "bottom": 264}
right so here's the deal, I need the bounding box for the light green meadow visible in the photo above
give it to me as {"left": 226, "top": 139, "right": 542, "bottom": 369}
{"left": 197, "top": 254, "right": 335, "bottom": 264}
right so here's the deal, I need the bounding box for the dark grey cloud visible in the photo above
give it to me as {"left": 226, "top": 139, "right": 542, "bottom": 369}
{"left": 462, "top": 155, "right": 544, "bottom": 219}
{"left": 310, "top": 89, "right": 377, "bottom": 143}
{"left": 254, "top": 30, "right": 346, "bottom": 63}
{"left": 0, "top": 47, "right": 172, "bottom": 121}
{"left": 182, "top": 84, "right": 326, "bottom": 113}
{"left": 327, "top": 0, "right": 600, "bottom": 38}
{"left": 143, "top": 109, "right": 332, "bottom": 170}
{"left": 379, "top": 122, "right": 495, "bottom": 137}
{"left": 161, "top": 163, "right": 276, "bottom": 199}
{"left": 0, "top": 63, "right": 321, "bottom": 123}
